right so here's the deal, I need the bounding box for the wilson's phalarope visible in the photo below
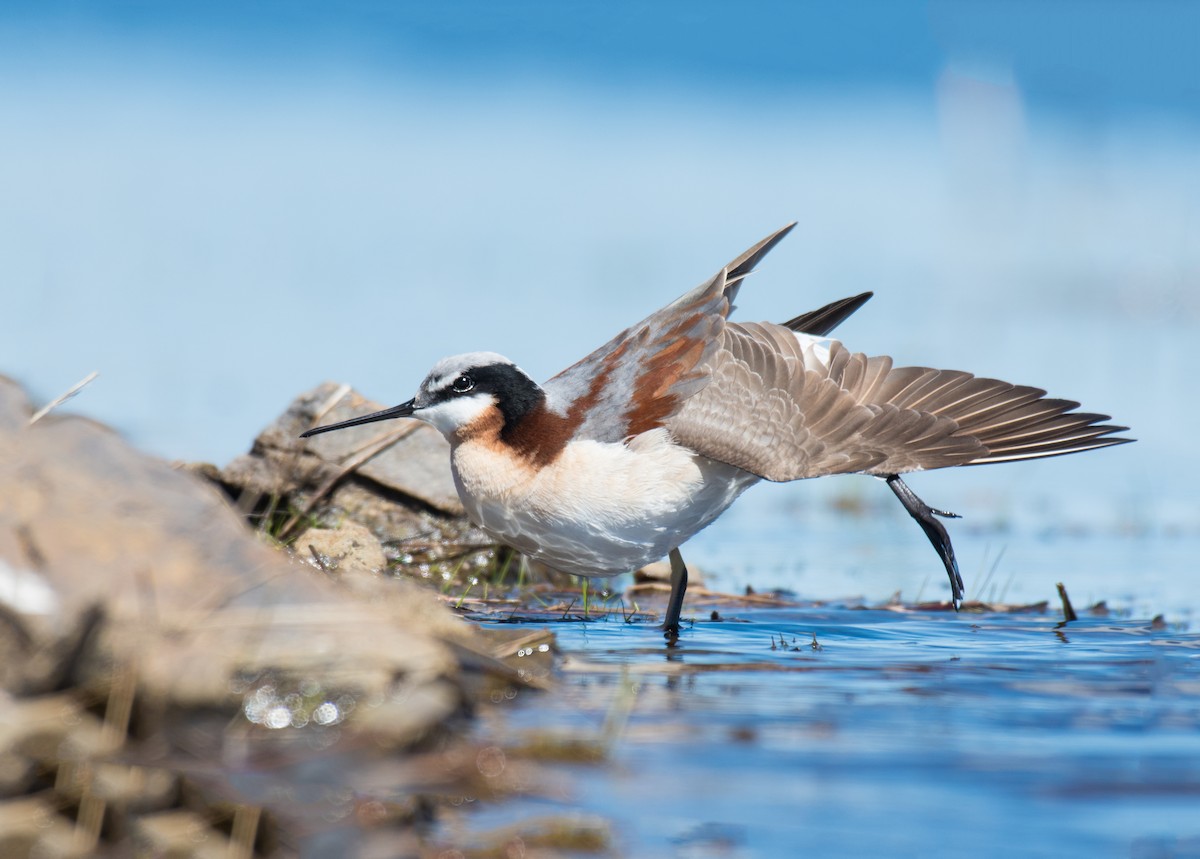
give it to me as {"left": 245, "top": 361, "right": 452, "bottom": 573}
{"left": 302, "top": 224, "right": 1131, "bottom": 641}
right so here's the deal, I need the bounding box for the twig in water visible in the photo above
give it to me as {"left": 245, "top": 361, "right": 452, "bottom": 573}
{"left": 600, "top": 668, "right": 640, "bottom": 754}
{"left": 913, "top": 571, "right": 930, "bottom": 605}
{"left": 973, "top": 545, "right": 1008, "bottom": 604}
{"left": 307, "top": 545, "right": 331, "bottom": 573}
{"left": 998, "top": 560, "right": 1019, "bottom": 605}
{"left": 1056, "top": 582, "right": 1078, "bottom": 622}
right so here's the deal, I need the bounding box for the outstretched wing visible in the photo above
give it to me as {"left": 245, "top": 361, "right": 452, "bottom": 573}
{"left": 667, "top": 321, "right": 1132, "bottom": 481}
{"left": 541, "top": 223, "right": 796, "bottom": 442}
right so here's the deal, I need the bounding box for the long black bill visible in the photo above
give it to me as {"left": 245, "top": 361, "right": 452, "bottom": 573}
{"left": 299, "top": 399, "right": 417, "bottom": 438}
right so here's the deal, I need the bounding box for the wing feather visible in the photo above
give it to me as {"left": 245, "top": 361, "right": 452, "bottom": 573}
{"left": 538, "top": 225, "right": 1130, "bottom": 474}
{"left": 667, "top": 322, "right": 1131, "bottom": 480}
{"left": 541, "top": 224, "right": 796, "bottom": 443}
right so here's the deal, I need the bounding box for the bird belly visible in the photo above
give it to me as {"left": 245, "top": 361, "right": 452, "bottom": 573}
{"left": 451, "top": 428, "right": 759, "bottom": 577}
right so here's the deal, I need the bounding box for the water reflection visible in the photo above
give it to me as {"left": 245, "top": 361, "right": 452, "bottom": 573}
{"left": 239, "top": 675, "right": 355, "bottom": 730}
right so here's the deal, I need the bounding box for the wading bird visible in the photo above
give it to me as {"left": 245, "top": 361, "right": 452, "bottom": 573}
{"left": 302, "top": 225, "right": 1130, "bottom": 642}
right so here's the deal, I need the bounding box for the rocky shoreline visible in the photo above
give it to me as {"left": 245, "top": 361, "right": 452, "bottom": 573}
{"left": 0, "top": 378, "right": 562, "bottom": 857}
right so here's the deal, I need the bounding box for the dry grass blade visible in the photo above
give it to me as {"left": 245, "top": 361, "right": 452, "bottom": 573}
{"left": 281, "top": 421, "right": 423, "bottom": 538}
{"left": 28, "top": 371, "right": 99, "bottom": 425}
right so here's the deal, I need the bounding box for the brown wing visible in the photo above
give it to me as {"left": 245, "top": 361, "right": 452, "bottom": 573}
{"left": 541, "top": 224, "right": 796, "bottom": 443}
{"left": 667, "top": 321, "right": 1132, "bottom": 481}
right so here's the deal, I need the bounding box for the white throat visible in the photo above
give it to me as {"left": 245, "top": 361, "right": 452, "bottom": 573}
{"left": 416, "top": 392, "right": 496, "bottom": 439}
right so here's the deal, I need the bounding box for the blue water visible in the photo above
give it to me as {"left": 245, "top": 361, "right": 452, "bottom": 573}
{"left": 473, "top": 608, "right": 1200, "bottom": 857}
{"left": 685, "top": 488, "right": 1200, "bottom": 623}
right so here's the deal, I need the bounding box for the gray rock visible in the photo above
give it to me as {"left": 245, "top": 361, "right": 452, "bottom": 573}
{"left": 294, "top": 520, "right": 388, "bottom": 578}
{"left": 0, "top": 371, "right": 479, "bottom": 720}
{"left": 222, "top": 381, "right": 463, "bottom": 516}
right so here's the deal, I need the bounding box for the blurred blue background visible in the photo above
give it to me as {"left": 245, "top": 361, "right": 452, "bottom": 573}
{"left": 3, "top": 2, "right": 1197, "bottom": 612}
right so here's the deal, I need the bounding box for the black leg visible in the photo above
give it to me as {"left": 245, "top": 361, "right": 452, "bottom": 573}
{"left": 663, "top": 547, "right": 688, "bottom": 645}
{"left": 885, "top": 475, "right": 965, "bottom": 609}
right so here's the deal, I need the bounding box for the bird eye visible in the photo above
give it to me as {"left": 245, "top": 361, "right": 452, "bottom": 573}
{"left": 451, "top": 375, "right": 475, "bottom": 394}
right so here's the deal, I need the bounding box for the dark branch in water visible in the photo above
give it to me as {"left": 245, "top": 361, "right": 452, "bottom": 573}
{"left": 1056, "top": 582, "right": 1078, "bottom": 622}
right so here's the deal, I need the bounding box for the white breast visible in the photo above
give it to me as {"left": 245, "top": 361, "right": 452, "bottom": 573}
{"left": 451, "top": 428, "right": 759, "bottom": 577}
